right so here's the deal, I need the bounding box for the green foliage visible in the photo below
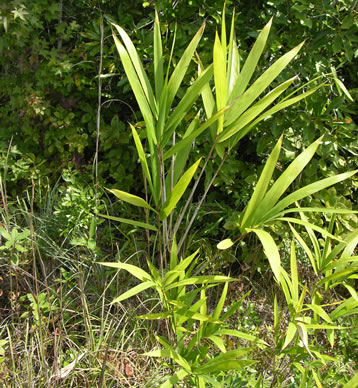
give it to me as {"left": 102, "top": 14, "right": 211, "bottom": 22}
{"left": 101, "top": 243, "right": 263, "bottom": 387}
{"left": 1, "top": 1, "right": 358, "bottom": 387}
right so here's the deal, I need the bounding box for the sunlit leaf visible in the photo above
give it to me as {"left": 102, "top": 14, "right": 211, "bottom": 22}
{"left": 217, "top": 238, "right": 234, "bottom": 250}
{"left": 160, "top": 159, "right": 201, "bottom": 220}
{"left": 248, "top": 228, "right": 281, "bottom": 282}
{"left": 107, "top": 188, "right": 156, "bottom": 212}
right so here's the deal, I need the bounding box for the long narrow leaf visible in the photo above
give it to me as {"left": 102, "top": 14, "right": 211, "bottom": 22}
{"left": 228, "top": 18, "right": 273, "bottom": 104}
{"left": 107, "top": 189, "right": 156, "bottom": 212}
{"left": 111, "top": 281, "right": 155, "bottom": 303}
{"left": 160, "top": 369, "right": 189, "bottom": 388}
{"left": 282, "top": 322, "right": 297, "bottom": 350}
{"left": 215, "top": 329, "right": 267, "bottom": 345}
{"left": 160, "top": 158, "right": 201, "bottom": 220}
{"left": 154, "top": 11, "right": 164, "bottom": 101}
{"left": 112, "top": 32, "right": 157, "bottom": 145}
{"left": 289, "top": 223, "right": 318, "bottom": 275}
{"left": 99, "top": 261, "right": 152, "bottom": 281}
{"left": 166, "top": 275, "right": 235, "bottom": 290}
{"left": 130, "top": 124, "right": 155, "bottom": 198}
{"left": 214, "top": 32, "right": 227, "bottom": 134}
{"left": 248, "top": 228, "right": 281, "bottom": 282}
{"left": 112, "top": 23, "right": 157, "bottom": 117}
{"left": 240, "top": 136, "right": 282, "bottom": 231}
{"left": 163, "top": 104, "right": 231, "bottom": 161}
{"left": 227, "top": 10, "right": 239, "bottom": 97}
{"left": 290, "top": 240, "right": 299, "bottom": 304}
{"left": 97, "top": 213, "right": 157, "bottom": 231}
{"left": 225, "top": 41, "right": 304, "bottom": 126}
{"left": 167, "top": 22, "right": 205, "bottom": 112}
{"left": 254, "top": 137, "right": 323, "bottom": 224}
{"left": 276, "top": 217, "right": 341, "bottom": 241}
{"left": 226, "top": 85, "right": 322, "bottom": 147}
{"left": 162, "top": 64, "right": 214, "bottom": 146}
{"left": 263, "top": 170, "right": 358, "bottom": 223}
{"left": 219, "top": 77, "right": 296, "bottom": 142}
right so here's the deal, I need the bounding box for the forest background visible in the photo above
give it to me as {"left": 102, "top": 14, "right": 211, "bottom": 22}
{"left": 0, "top": 0, "right": 358, "bottom": 386}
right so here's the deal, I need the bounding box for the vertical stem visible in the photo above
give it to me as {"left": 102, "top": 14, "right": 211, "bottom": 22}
{"left": 178, "top": 151, "right": 229, "bottom": 253}
{"left": 94, "top": 12, "right": 104, "bottom": 244}
{"left": 173, "top": 136, "right": 219, "bottom": 238}
{"left": 158, "top": 147, "right": 165, "bottom": 273}
{"left": 169, "top": 132, "right": 176, "bottom": 241}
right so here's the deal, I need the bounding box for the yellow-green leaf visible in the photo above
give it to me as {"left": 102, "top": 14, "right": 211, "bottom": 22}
{"left": 160, "top": 158, "right": 201, "bottom": 220}
{"left": 217, "top": 238, "right": 234, "bottom": 250}
{"left": 107, "top": 189, "right": 156, "bottom": 212}
{"left": 248, "top": 228, "right": 281, "bottom": 282}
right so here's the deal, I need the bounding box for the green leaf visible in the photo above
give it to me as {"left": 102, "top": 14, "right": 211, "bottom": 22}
{"left": 324, "top": 257, "right": 358, "bottom": 272}
{"left": 220, "top": 77, "right": 296, "bottom": 143}
{"left": 276, "top": 218, "right": 341, "bottom": 241}
{"left": 217, "top": 238, "right": 234, "bottom": 250}
{"left": 296, "top": 322, "right": 313, "bottom": 357}
{"left": 330, "top": 297, "right": 358, "bottom": 321}
{"left": 130, "top": 124, "right": 155, "bottom": 199}
{"left": 225, "top": 40, "right": 304, "bottom": 126}
{"left": 160, "top": 158, "right": 201, "bottom": 220}
{"left": 228, "top": 18, "right": 272, "bottom": 104}
{"left": 341, "top": 15, "right": 354, "bottom": 29}
{"left": 107, "top": 188, "right": 156, "bottom": 212}
{"left": 154, "top": 11, "right": 164, "bottom": 101}
{"left": 195, "top": 349, "right": 254, "bottom": 373}
{"left": 164, "top": 249, "right": 200, "bottom": 286}
{"left": 319, "top": 267, "right": 358, "bottom": 286}
{"left": 160, "top": 368, "right": 189, "bottom": 388}
{"left": 215, "top": 329, "right": 267, "bottom": 345}
{"left": 170, "top": 236, "right": 178, "bottom": 271}
{"left": 290, "top": 240, "right": 299, "bottom": 304}
{"left": 212, "top": 282, "right": 228, "bottom": 321}
{"left": 227, "top": 11, "right": 240, "bottom": 98}
{"left": 344, "top": 284, "right": 358, "bottom": 302}
{"left": 112, "top": 31, "right": 157, "bottom": 145}
{"left": 112, "top": 23, "right": 157, "bottom": 117}
{"left": 207, "top": 335, "right": 227, "bottom": 353}
{"left": 289, "top": 224, "right": 318, "bottom": 275}
{"left": 254, "top": 136, "right": 323, "bottom": 224}
{"left": 226, "top": 85, "right": 322, "bottom": 147}
{"left": 163, "top": 104, "right": 231, "bottom": 160}
{"left": 312, "top": 369, "right": 323, "bottom": 388}
{"left": 170, "top": 115, "right": 200, "bottom": 186}
{"left": 282, "top": 322, "right": 297, "bottom": 350}
{"left": 248, "top": 228, "right": 281, "bottom": 282}
{"left": 303, "top": 324, "right": 344, "bottom": 330}
{"left": 111, "top": 281, "right": 155, "bottom": 303}
{"left": 342, "top": 372, "right": 358, "bottom": 388}
{"left": 162, "top": 65, "right": 214, "bottom": 146}
{"left": 145, "top": 348, "right": 191, "bottom": 372}
{"left": 197, "top": 55, "right": 216, "bottom": 139}
{"left": 166, "top": 275, "right": 235, "bottom": 290}
{"left": 137, "top": 311, "right": 173, "bottom": 320}
{"left": 99, "top": 261, "right": 152, "bottom": 281}
{"left": 214, "top": 32, "right": 227, "bottom": 134}
{"left": 262, "top": 170, "right": 358, "bottom": 225}
{"left": 240, "top": 136, "right": 282, "bottom": 231}
{"left": 167, "top": 22, "right": 205, "bottom": 112}
{"left": 334, "top": 77, "right": 354, "bottom": 102}
{"left": 306, "top": 304, "right": 333, "bottom": 324}
{"left": 97, "top": 213, "right": 157, "bottom": 231}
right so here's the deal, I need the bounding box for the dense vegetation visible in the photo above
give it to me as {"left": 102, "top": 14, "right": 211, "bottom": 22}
{"left": 0, "top": 0, "right": 358, "bottom": 386}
